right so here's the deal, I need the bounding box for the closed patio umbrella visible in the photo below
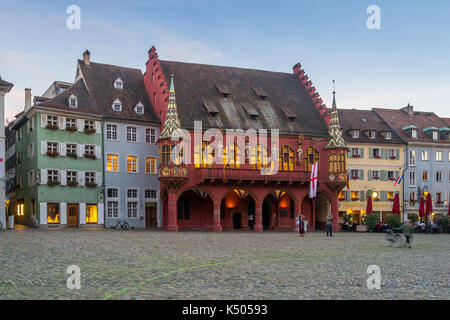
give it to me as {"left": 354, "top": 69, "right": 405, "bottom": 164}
{"left": 366, "top": 196, "right": 373, "bottom": 214}
{"left": 392, "top": 193, "right": 400, "bottom": 214}
{"left": 426, "top": 193, "right": 433, "bottom": 223}
{"left": 418, "top": 197, "right": 425, "bottom": 219}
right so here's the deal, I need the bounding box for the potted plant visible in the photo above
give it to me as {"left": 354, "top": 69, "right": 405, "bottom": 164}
{"left": 67, "top": 181, "right": 78, "bottom": 187}
{"left": 389, "top": 155, "right": 397, "bottom": 160}
{"left": 373, "top": 176, "right": 380, "bottom": 180}
{"left": 85, "top": 182, "right": 97, "bottom": 188}
{"left": 45, "top": 124, "right": 58, "bottom": 130}
{"left": 46, "top": 151, "right": 59, "bottom": 158}
{"left": 47, "top": 180, "right": 60, "bottom": 187}
{"left": 408, "top": 213, "right": 419, "bottom": 224}
{"left": 83, "top": 153, "right": 96, "bottom": 159}
{"left": 67, "top": 152, "right": 78, "bottom": 159}
{"left": 386, "top": 214, "right": 401, "bottom": 228}
{"left": 351, "top": 175, "right": 359, "bottom": 180}
{"left": 84, "top": 128, "right": 96, "bottom": 134}
{"left": 388, "top": 177, "right": 396, "bottom": 181}
{"left": 365, "top": 213, "right": 379, "bottom": 232}
{"left": 352, "top": 154, "right": 360, "bottom": 158}
{"left": 65, "top": 126, "right": 77, "bottom": 132}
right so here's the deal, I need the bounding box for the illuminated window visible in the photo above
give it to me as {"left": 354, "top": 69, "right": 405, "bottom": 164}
{"left": 387, "top": 192, "right": 395, "bottom": 201}
{"left": 146, "top": 157, "right": 156, "bottom": 174}
{"left": 194, "top": 142, "right": 214, "bottom": 168}
{"left": 350, "top": 191, "right": 360, "bottom": 201}
{"left": 251, "top": 145, "right": 268, "bottom": 169}
{"left": 17, "top": 204, "right": 24, "bottom": 216}
{"left": 107, "top": 154, "right": 118, "bottom": 172}
{"left": 422, "top": 170, "right": 428, "bottom": 181}
{"left": 303, "top": 147, "right": 319, "bottom": 171}
{"left": 86, "top": 204, "right": 98, "bottom": 223}
{"left": 223, "top": 143, "right": 241, "bottom": 168}
{"left": 127, "top": 155, "right": 138, "bottom": 173}
{"left": 279, "top": 146, "right": 294, "bottom": 171}
{"left": 47, "top": 203, "right": 60, "bottom": 224}
{"left": 328, "top": 153, "right": 345, "bottom": 173}
{"left": 338, "top": 192, "right": 346, "bottom": 201}
{"left": 160, "top": 145, "right": 172, "bottom": 165}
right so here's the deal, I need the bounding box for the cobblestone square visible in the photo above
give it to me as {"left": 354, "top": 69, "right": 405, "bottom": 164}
{"left": 0, "top": 228, "right": 448, "bottom": 300}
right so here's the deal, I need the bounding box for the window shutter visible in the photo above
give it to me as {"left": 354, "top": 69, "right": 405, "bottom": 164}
{"left": 77, "top": 119, "right": 84, "bottom": 132}
{"left": 60, "top": 170, "right": 67, "bottom": 186}
{"left": 381, "top": 170, "right": 387, "bottom": 181}
{"left": 40, "top": 169, "right": 47, "bottom": 184}
{"left": 39, "top": 202, "right": 47, "bottom": 225}
{"left": 57, "top": 142, "right": 61, "bottom": 156}
{"left": 40, "top": 114, "right": 47, "bottom": 128}
{"left": 78, "top": 144, "right": 85, "bottom": 157}
{"left": 368, "top": 170, "right": 372, "bottom": 181}
{"left": 95, "top": 172, "right": 102, "bottom": 185}
{"left": 346, "top": 191, "right": 351, "bottom": 202}
{"left": 360, "top": 191, "right": 365, "bottom": 201}
{"left": 41, "top": 141, "right": 47, "bottom": 155}
{"left": 384, "top": 148, "right": 389, "bottom": 159}
{"left": 395, "top": 149, "right": 400, "bottom": 160}
{"left": 60, "top": 143, "right": 66, "bottom": 156}
{"left": 95, "top": 145, "right": 101, "bottom": 159}
{"left": 395, "top": 170, "right": 400, "bottom": 179}
{"left": 360, "top": 148, "right": 364, "bottom": 158}
{"left": 97, "top": 203, "right": 104, "bottom": 224}
{"left": 369, "top": 148, "right": 373, "bottom": 159}
{"left": 359, "top": 169, "right": 364, "bottom": 180}
{"left": 381, "top": 191, "right": 387, "bottom": 201}
{"left": 59, "top": 117, "right": 66, "bottom": 130}
{"left": 347, "top": 150, "right": 352, "bottom": 158}
{"left": 78, "top": 171, "right": 85, "bottom": 186}
{"left": 95, "top": 121, "right": 101, "bottom": 134}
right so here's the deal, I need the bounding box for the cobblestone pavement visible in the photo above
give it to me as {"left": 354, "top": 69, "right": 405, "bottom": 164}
{"left": 0, "top": 227, "right": 448, "bottom": 300}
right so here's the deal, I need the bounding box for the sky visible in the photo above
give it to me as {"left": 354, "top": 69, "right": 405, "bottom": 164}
{"left": 1, "top": 0, "right": 450, "bottom": 122}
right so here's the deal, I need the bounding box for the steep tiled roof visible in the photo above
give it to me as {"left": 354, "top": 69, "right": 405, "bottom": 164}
{"left": 338, "top": 109, "right": 403, "bottom": 144}
{"left": 374, "top": 107, "right": 449, "bottom": 143}
{"left": 0, "top": 75, "right": 13, "bottom": 92}
{"left": 78, "top": 60, "right": 160, "bottom": 123}
{"left": 158, "top": 60, "right": 330, "bottom": 137}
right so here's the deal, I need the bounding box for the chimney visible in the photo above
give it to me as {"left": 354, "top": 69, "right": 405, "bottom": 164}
{"left": 401, "top": 103, "right": 414, "bottom": 116}
{"left": 83, "top": 49, "right": 91, "bottom": 65}
{"left": 25, "top": 88, "right": 32, "bottom": 110}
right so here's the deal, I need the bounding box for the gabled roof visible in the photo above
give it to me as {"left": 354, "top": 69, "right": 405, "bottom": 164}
{"left": 338, "top": 109, "right": 403, "bottom": 144}
{"left": 77, "top": 59, "right": 160, "bottom": 123}
{"left": 374, "top": 107, "right": 449, "bottom": 143}
{"left": 0, "top": 75, "right": 13, "bottom": 93}
{"left": 158, "top": 60, "right": 329, "bottom": 136}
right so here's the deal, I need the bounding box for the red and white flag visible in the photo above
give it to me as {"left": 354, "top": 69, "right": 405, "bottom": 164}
{"left": 309, "top": 162, "right": 318, "bottom": 198}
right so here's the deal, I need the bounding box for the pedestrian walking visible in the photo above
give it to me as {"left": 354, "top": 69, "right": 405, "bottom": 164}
{"left": 326, "top": 214, "right": 333, "bottom": 237}
{"left": 399, "top": 220, "right": 413, "bottom": 248}
{"left": 298, "top": 215, "right": 305, "bottom": 237}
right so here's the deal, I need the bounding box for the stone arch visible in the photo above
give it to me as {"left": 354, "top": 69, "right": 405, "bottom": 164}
{"left": 176, "top": 188, "right": 214, "bottom": 230}
{"left": 220, "top": 188, "right": 258, "bottom": 230}
{"left": 177, "top": 187, "right": 216, "bottom": 204}
{"left": 315, "top": 192, "right": 331, "bottom": 230}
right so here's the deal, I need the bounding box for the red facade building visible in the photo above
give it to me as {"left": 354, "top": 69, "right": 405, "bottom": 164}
{"left": 143, "top": 46, "right": 348, "bottom": 232}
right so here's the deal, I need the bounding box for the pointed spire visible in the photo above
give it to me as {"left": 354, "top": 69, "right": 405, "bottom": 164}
{"left": 325, "top": 80, "right": 347, "bottom": 149}
{"left": 159, "top": 74, "right": 181, "bottom": 140}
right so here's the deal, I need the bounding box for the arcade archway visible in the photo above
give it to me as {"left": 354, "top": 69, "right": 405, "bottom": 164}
{"left": 176, "top": 188, "right": 214, "bottom": 230}
{"left": 220, "top": 189, "right": 257, "bottom": 230}
{"left": 315, "top": 192, "right": 331, "bottom": 230}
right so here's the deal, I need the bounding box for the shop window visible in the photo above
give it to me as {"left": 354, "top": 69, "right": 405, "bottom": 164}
{"left": 47, "top": 203, "right": 60, "bottom": 224}
{"left": 86, "top": 204, "right": 98, "bottom": 224}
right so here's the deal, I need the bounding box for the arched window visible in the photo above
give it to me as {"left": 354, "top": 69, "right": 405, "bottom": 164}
{"left": 328, "top": 153, "right": 346, "bottom": 173}
{"left": 223, "top": 143, "right": 241, "bottom": 168}
{"left": 303, "top": 147, "right": 319, "bottom": 171}
{"left": 250, "top": 144, "right": 269, "bottom": 169}
{"left": 279, "top": 146, "right": 294, "bottom": 171}
{"left": 194, "top": 142, "right": 214, "bottom": 168}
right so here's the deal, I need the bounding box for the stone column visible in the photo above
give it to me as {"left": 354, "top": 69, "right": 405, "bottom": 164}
{"left": 167, "top": 192, "right": 178, "bottom": 232}
{"left": 213, "top": 202, "right": 222, "bottom": 232}
{"left": 254, "top": 203, "right": 263, "bottom": 232}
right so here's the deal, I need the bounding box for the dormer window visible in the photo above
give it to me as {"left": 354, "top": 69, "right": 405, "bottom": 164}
{"left": 202, "top": 99, "right": 219, "bottom": 118}
{"left": 114, "top": 78, "right": 123, "bottom": 90}
{"left": 68, "top": 95, "right": 77, "bottom": 108}
{"left": 411, "top": 129, "right": 417, "bottom": 138}
{"left": 432, "top": 131, "right": 439, "bottom": 140}
{"left": 368, "top": 130, "right": 376, "bottom": 139}
{"left": 385, "top": 131, "right": 392, "bottom": 140}
{"left": 215, "top": 83, "right": 230, "bottom": 99}
{"left": 242, "top": 103, "right": 259, "bottom": 120}
{"left": 253, "top": 87, "right": 268, "bottom": 100}
{"left": 352, "top": 130, "right": 360, "bottom": 139}
{"left": 134, "top": 102, "right": 144, "bottom": 115}
{"left": 111, "top": 98, "right": 122, "bottom": 112}
{"left": 280, "top": 106, "right": 297, "bottom": 122}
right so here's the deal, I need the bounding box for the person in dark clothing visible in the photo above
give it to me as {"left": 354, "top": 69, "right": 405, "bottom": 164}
{"left": 399, "top": 220, "right": 413, "bottom": 248}
{"left": 326, "top": 214, "right": 333, "bottom": 237}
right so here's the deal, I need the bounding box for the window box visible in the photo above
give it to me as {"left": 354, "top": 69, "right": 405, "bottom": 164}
{"left": 351, "top": 198, "right": 360, "bottom": 201}
{"left": 84, "top": 128, "right": 96, "bottom": 135}
{"left": 373, "top": 176, "right": 380, "bottom": 180}
{"left": 374, "top": 155, "right": 381, "bottom": 159}
{"left": 47, "top": 181, "right": 60, "bottom": 187}
{"left": 46, "top": 151, "right": 59, "bottom": 158}
{"left": 351, "top": 176, "right": 359, "bottom": 180}
{"left": 67, "top": 181, "right": 78, "bottom": 187}
{"left": 67, "top": 152, "right": 78, "bottom": 159}
{"left": 45, "top": 124, "right": 59, "bottom": 130}
{"left": 85, "top": 182, "right": 97, "bottom": 188}
{"left": 65, "top": 126, "right": 77, "bottom": 132}
{"left": 388, "top": 177, "right": 396, "bottom": 181}
{"left": 352, "top": 154, "right": 360, "bottom": 158}
{"left": 389, "top": 156, "right": 397, "bottom": 160}
{"left": 84, "top": 153, "right": 96, "bottom": 159}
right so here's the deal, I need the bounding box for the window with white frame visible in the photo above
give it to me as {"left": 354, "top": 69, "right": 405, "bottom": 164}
{"left": 352, "top": 130, "right": 359, "bottom": 138}
{"left": 106, "top": 124, "right": 118, "bottom": 140}
{"left": 67, "top": 171, "right": 77, "bottom": 184}
{"left": 114, "top": 78, "right": 123, "bottom": 90}
{"left": 409, "top": 171, "right": 416, "bottom": 186}
{"left": 85, "top": 172, "right": 95, "bottom": 184}
{"left": 385, "top": 131, "right": 392, "bottom": 140}
{"left": 28, "top": 118, "right": 34, "bottom": 132}
{"left": 127, "top": 155, "right": 137, "bottom": 173}
{"left": 66, "top": 118, "right": 77, "bottom": 129}
{"left": 112, "top": 99, "right": 122, "bottom": 112}
{"left": 433, "top": 131, "right": 439, "bottom": 140}
{"left": 351, "top": 147, "right": 360, "bottom": 157}
{"left": 146, "top": 157, "right": 156, "bottom": 174}
{"left": 145, "top": 189, "right": 157, "bottom": 199}
{"left": 135, "top": 102, "right": 144, "bottom": 114}
{"left": 436, "top": 171, "right": 443, "bottom": 182}
{"left": 127, "top": 189, "right": 138, "bottom": 199}
{"left": 146, "top": 128, "right": 156, "bottom": 143}
{"left": 48, "top": 170, "right": 59, "bottom": 183}
{"left": 127, "top": 202, "right": 138, "bottom": 218}
{"left": 47, "top": 115, "right": 58, "bottom": 127}
{"left": 409, "top": 150, "right": 416, "bottom": 166}
{"left": 368, "top": 130, "right": 376, "bottom": 139}
{"left": 388, "top": 148, "right": 396, "bottom": 158}
{"left": 422, "top": 150, "right": 429, "bottom": 161}
{"left": 388, "top": 171, "right": 395, "bottom": 180}
{"left": 68, "top": 95, "right": 77, "bottom": 107}
{"left": 436, "top": 151, "right": 443, "bottom": 161}
{"left": 372, "top": 170, "right": 380, "bottom": 180}
{"left": 84, "top": 120, "right": 95, "bottom": 130}
{"left": 411, "top": 129, "right": 418, "bottom": 138}
{"left": 47, "top": 142, "right": 58, "bottom": 154}
{"left": 107, "top": 201, "right": 119, "bottom": 218}
{"left": 409, "top": 191, "right": 416, "bottom": 203}
{"left": 67, "top": 143, "right": 77, "bottom": 155}
{"left": 126, "top": 126, "right": 137, "bottom": 142}
{"left": 350, "top": 169, "right": 360, "bottom": 179}
{"left": 107, "top": 188, "right": 119, "bottom": 198}
{"left": 85, "top": 144, "right": 95, "bottom": 156}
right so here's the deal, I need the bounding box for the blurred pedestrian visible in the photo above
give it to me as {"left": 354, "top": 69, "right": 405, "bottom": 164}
{"left": 326, "top": 214, "right": 333, "bottom": 237}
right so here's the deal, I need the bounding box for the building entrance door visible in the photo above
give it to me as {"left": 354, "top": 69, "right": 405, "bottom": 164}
{"left": 232, "top": 212, "right": 241, "bottom": 229}
{"left": 67, "top": 204, "right": 79, "bottom": 227}
{"left": 145, "top": 203, "right": 157, "bottom": 228}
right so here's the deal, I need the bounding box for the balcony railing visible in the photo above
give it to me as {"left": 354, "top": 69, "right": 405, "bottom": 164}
{"left": 197, "top": 167, "right": 310, "bottom": 183}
